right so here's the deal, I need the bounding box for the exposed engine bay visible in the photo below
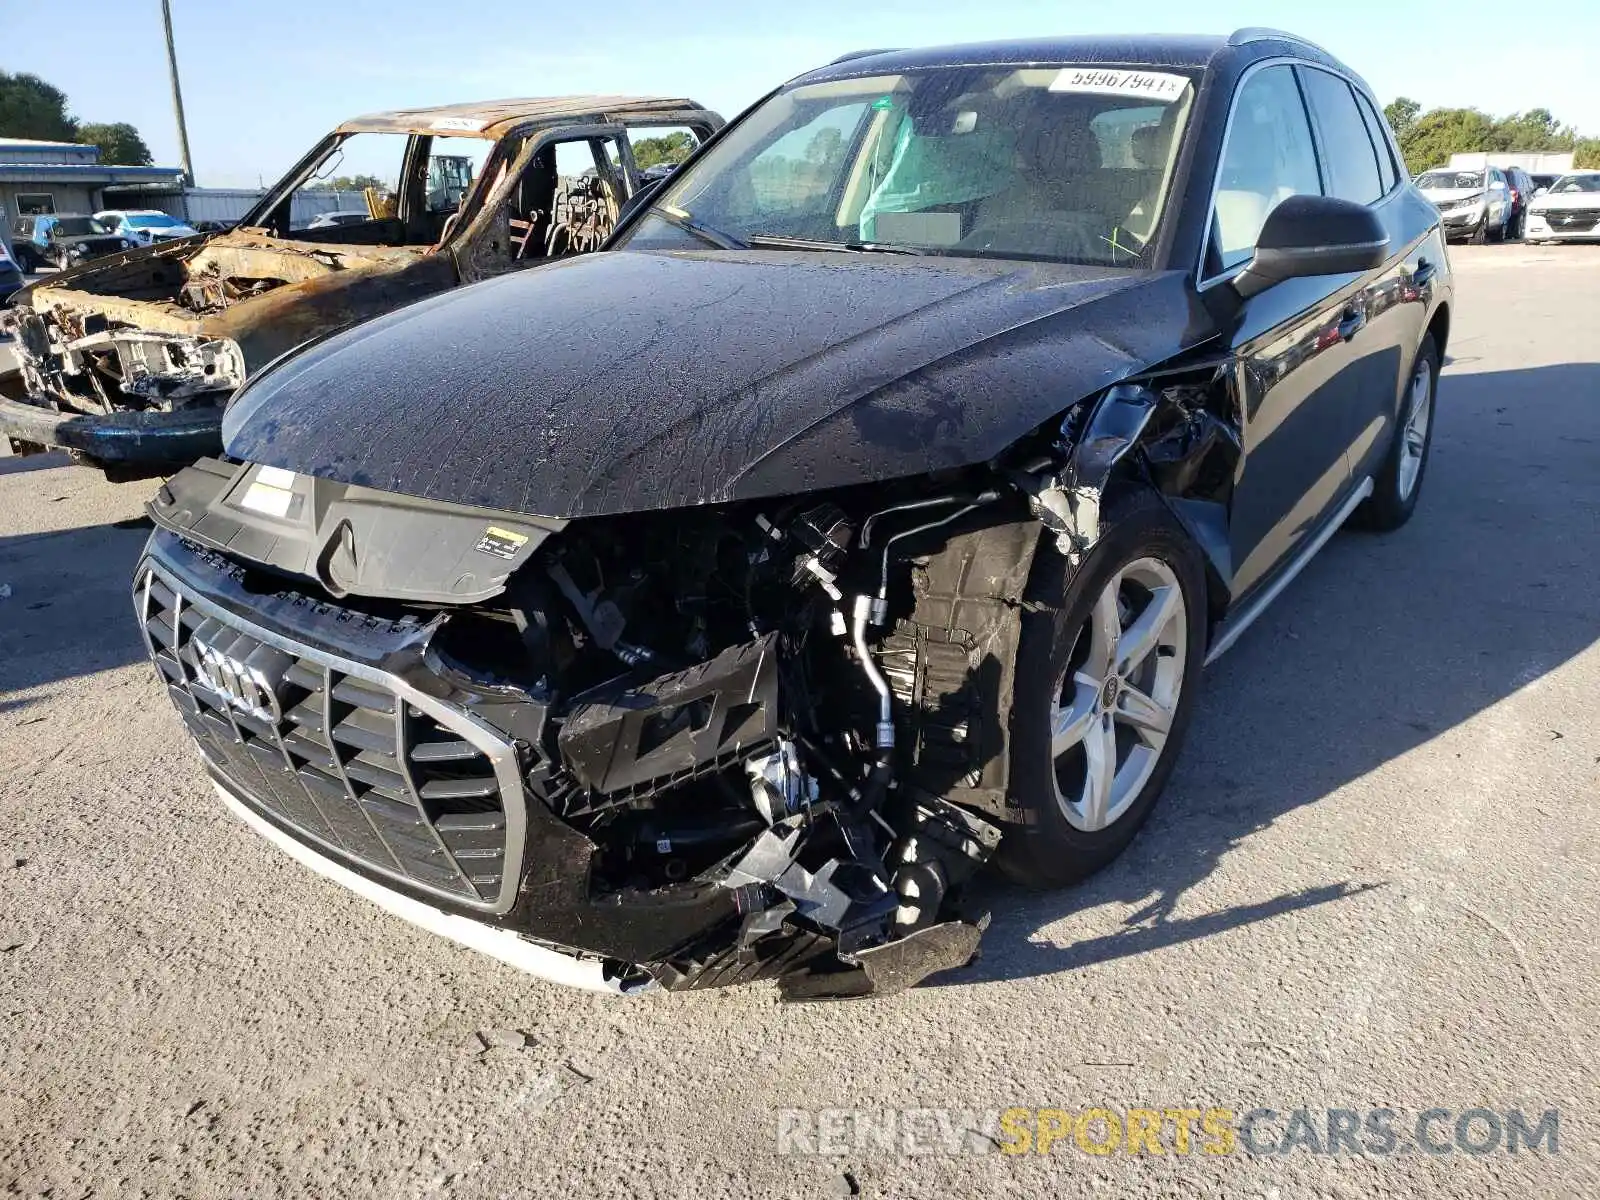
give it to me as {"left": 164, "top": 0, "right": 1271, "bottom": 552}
{"left": 142, "top": 450, "right": 1128, "bottom": 996}
{"left": 3, "top": 234, "right": 430, "bottom": 415}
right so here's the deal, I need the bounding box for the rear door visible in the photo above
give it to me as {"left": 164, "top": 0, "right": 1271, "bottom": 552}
{"left": 1296, "top": 66, "right": 1422, "bottom": 486}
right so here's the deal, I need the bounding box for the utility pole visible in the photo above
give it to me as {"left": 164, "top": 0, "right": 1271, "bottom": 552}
{"left": 161, "top": 0, "right": 195, "bottom": 187}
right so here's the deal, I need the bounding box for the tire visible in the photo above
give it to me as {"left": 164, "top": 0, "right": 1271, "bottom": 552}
{"left": 998, "top": 488, "right": 1208, "bottom": 889}
{"left": 1470, "top": 215, "right": 1489, "bottom": 245}
{"left": 1354, "top": 332, "right": 1439, "bottom": 532}
{"left": 14, "top": 245, "right": 34, "bottom": 272}
{"left": 1488, "top": 212, "right": 1506, "bottom": 243}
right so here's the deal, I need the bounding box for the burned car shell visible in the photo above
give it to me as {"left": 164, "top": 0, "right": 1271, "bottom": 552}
{"left": 0, "top": 96, "right": 722, "bottom": 475}
{"left": 135, "top": 31, "right": 1452, "bottom": 996}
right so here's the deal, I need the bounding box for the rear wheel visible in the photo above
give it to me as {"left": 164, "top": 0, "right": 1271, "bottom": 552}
{"left": 1354, "top": 333, "right": 1438, "bottom": 531}
{"left": 999, "top": 490, "right": 1207, "bottom": 889}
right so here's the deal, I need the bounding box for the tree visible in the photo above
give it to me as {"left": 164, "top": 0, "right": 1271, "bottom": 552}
{"left": 804, "top": 126, "right": 844, "bottom": 164}
{"left": 77, "top": 121, "right": 152, "bottom": 165}
{"left": 331, "top": 174, "right": 387, "bottom": 192}
{"left": 1575, "top": 139, "right": 1600, "bottom": 170}
{"left": 1384, "top": 97, "right": 1420, "bottom": 144}
{"left": 1395, "top": 107, "right": 1496, "bottom": 175}
{"left": 633, "top": 132, "right": 695, "bottom": 170}
{"left": 0, "top": 71, "right": 77, "bottom": 142}
{"left": 1484, "top": 109, "right": 1574, "bottom": 153}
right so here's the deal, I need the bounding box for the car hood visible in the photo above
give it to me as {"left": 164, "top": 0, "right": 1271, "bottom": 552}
{"left": 1419, "top": 187, "right": 1483, "bottom": 205}
{"left": 1530, "top": 191, "right": 1600, "bottom": 211}
{"left": 223, "top": 249, "right": 1213, "bottom": 519}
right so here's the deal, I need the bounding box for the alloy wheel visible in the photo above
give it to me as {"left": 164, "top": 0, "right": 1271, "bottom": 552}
{"left": 1398, "top": 356, "right": 1433, "bottom": 500}
{"left": 1050, "top": 557, "right": 1187, "bottom": 832}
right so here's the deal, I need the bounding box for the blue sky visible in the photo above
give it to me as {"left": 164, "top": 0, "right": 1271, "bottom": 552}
{"left": 13, "top": 0, "right": 1600, "bottom": 187}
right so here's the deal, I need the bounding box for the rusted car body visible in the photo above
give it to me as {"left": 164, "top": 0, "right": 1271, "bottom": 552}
{"left": 0, "top": 96, "right": 722, "bottom": 477}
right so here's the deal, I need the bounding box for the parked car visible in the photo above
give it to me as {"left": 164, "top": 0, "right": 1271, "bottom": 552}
{"left": 10, "top": 214, "right": 132, "bottom": 272}
{"left": 0, "top": 97, "right": 723, "bottom": 477}
{"left": 95, "top": 209, "right": 201, "bottom": 246}
{"left": 134, "top": 30, "right": 1451, "bottom": 997}
{"left": 637, "top": 162, "right": 682, "bottom": 186}
{"left": 1501, "top": 165, "right": 1535, "bottom": 239}
{"left": 304, "top": 210, "right": 373, "bottom": 229}
{"left": 0, "top": 239, "right": 22, "bottom": 303}
{"left": 1415, "top": 166, "right": 1513, "bottom": 242}
{"left": 1524, "top": 170, "right": 1600, "bottom": 243}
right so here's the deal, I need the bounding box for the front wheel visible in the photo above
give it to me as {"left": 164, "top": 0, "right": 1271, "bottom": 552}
{"left": 998, "top": 490, "right": 1208, "bottom": 889}
{"left": 1354, "top": 333, "right": 1439, "bottom": 531}
{"left": 1470, "top": 215, "right": 1489, "bottom": 245}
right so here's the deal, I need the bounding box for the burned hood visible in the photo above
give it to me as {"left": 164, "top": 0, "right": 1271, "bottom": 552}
{"left": 223, "top": 248, "right": 1213, "bottom": 518}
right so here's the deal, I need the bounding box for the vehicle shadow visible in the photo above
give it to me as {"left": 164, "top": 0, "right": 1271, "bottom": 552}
{"left": 939, "top": 360, "right": 1600, "bottom": 985}
{"left": 0, "top": 519, "right": 151, "bottom": 693}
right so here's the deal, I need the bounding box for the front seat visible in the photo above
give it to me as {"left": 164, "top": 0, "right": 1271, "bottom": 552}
{"left": 965, "top": 117, "right": 1106, "bottom": 258}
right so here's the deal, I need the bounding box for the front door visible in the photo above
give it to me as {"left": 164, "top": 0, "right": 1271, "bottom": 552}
{"left": 1204, "top": 62, "right": 1360, "bottom": 600}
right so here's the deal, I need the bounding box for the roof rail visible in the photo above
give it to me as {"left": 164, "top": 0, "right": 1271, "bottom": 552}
{"left": 1227, "top": 27, "right": 1330, "bottom": 54}
{"left": 828, "top": 47, "right": 901, "bottom": 65}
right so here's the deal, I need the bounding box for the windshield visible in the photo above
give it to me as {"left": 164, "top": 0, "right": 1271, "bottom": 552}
{"left": 1549, "top": 174, "right": 1600, "bottom": 193}
{"left": 126, "top": 213, "right": 185, "bottom": 229}
{"left": 620, "top": 64, "right": 1196, "bottom": 266}
{"left": 1416, "top": 171, "right": 1484, "bottom": 191}
{"left": 54, "top": 217, "right": 110, "bottom": 236}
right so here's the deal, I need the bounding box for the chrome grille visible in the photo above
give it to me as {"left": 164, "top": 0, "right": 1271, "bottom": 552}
{"left": 1545, "top": 209, "right": 1600, "bottom": 230}
{"left": 136, "top": 564, "right": 525, "bottom": 912}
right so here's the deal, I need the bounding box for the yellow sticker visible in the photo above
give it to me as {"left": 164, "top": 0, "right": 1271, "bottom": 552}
{"left": 475, "top": 525, "right": 529, "bottom": 560}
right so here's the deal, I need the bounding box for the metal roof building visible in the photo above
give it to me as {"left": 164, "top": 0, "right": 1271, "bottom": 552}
{"left": 0, "top": 138, "right": 185, "bottom": 258}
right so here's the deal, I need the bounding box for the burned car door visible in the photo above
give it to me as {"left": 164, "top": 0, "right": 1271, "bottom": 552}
{"left": 454, "top": 125, "right": 633, "bottom": 281}
{"left": 1205, "top": 63, "right": 1358, "bottom": 600}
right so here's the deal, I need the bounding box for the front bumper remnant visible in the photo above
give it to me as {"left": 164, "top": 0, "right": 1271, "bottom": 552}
{"left": 212, "top": 781, "right": 650, "bottom": 994}
{"left": 0, "top": 396, "right": 222, "bottom": 470}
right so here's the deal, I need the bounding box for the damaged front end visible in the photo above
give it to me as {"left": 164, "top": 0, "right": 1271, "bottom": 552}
{"left": 137, "top": 460, "right": 1076, "bottom": 997}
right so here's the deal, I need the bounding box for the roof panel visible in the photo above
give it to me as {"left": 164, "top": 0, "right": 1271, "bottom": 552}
{"left": 336, "top": 95, "right": 710, "bottom": 138}
{"left": 793, "top": 34, "right": 1230, "bottom": 84}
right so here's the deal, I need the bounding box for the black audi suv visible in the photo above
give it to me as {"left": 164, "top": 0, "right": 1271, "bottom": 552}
{"left": 134, "top": 29, "right": 1452, "bottom": 997}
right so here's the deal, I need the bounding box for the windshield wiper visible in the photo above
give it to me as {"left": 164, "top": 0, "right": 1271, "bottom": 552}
{"left": 744, "top": 234, "right": 928, "bottom": 256}
{"left": 653, "top": 208, "right": 748, "bottom": 250}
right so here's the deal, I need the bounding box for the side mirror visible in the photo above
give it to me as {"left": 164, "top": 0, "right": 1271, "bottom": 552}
{"left": 616, "top": 178, "right": 666, "bottom": 227}
{"left": 1233, "top": 195, "right": 1389, "bottom": 300}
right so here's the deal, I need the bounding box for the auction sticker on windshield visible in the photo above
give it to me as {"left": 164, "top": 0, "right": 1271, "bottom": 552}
{"left": 1049, "top": 68, "right": 1188, "bottom": 102}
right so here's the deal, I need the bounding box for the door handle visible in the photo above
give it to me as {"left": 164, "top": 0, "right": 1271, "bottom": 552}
{"left": 1337, "top": 307, "right": 1366, "bottom": 341}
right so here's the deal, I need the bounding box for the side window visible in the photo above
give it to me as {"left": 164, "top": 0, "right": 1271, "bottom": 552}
{"left": 743, "top": 102, "right": 866, "bottom": 218}
{"left": 1298, "top": 69, "right": 1383, "bottom": 205}
{"left": 1211, "top": 65, "right": 1321, "bottom": 273}
{"left": 550, "top": 137, "right": 624, "bottom": 256}
{"left": 1353, "top": 91, "right": 1399, "bottom": 192}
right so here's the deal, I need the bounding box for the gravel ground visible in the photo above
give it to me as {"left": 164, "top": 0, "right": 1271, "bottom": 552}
{"left": 2, "top": 245, "right": 1597, "bottom": 1198}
